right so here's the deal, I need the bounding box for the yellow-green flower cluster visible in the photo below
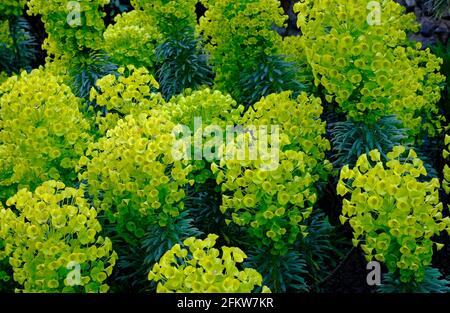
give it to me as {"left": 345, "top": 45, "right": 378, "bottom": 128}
{"left": 79, "top": 112, "right": 193, "bottom": 244}
{"left": 27, "top": 0, "right": 109, "bottom": 54}
{"left": 103, "top": 10, "right": 163, "bottom": 70}
{"left": 241, "top": 92, "right": 331, "bottom": 172}
{"left": 131, "top": 0, "right": 198, "bottom": 35}
{"left": 90, "top": 65, "right": 162, "bottom": 134}
{"left": 294, "top": 0, "right": 445, "bottom": 137}
{"left": 148, "top": 234, "right": 270, "bottom": 293}
{"left": 162, "top": 88, "right": 244, "bottom": 184}
{"left": 0, "top": 69, "right": 92, "bottom": 202}
{"left": 163, "top": 88, "right": 243, "bottom": 129}
{"left": 214, "top": 92, "right": 331, "bottom": 255}
{"left": 0, "top": 0, "right": 27, "bottom": 17}
{"left": 0, "top": 180, "right": 117, "bottom": 293}
{"left": 443, "top": 134, "right": 450, "bottom": 194}
{"left": 338, "top": 146, "right": 450, "bottom": 283}
{"left": 199, "top": 0, "right": 286, "bottom": 96}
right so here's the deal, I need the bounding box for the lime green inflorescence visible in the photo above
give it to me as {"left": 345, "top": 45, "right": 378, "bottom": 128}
{"left": 148, "top": 234, "right": 270, "bottom": 293}
{"left": 294, "top": 0, "right": 445, "bottom": 138}
{"left": 79, "top": 112, "right": 193, "bottom": 244}
{"left": 338, "top": 146, "right": 450, "bottom": 283}
{"left": 131, "top": 0, "right": 198, "bottom": 35}
{"left": 103, "top": 10, "right": 163, "bottom": 70}
{"left": 90, "top": 65, "right": 163, "bottom": 134}
{"left": 199, "top": 0, "right": 286, "bottom": 99}
{"left": 0, "top": 69, "right": 92, "bottom": 203}
{"left": 0, "top": 180, "right": 117, "bottom": 293}
{"left": 163, "top": 88, "right": 244, "bottom": 129}
{"left": 214, "top": 92, "right": 332, "bottom": 255}
{"left": 27, "top": 0, "right": 110, "bottom": 54}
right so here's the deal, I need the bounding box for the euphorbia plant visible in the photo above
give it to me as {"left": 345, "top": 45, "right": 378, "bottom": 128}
{"left": 79, "top": 112, "right": 193, "bottom": 245}
{"left": 27, "top": 0, "right": 109, "bottom": 55}
{"left": 0, "top": 180, "right": 117, "bottom": 293}
{"left": 214, "top": 92, "right": 332, "bottom": 255}
{"left": 199, "top": 0, "right": 305, "bottom": 105}
{"left": 294, "top": 0, "right": 445, "bottom": 138}
{"left": 338, "top": 146, "right": 450, "bottom": 284}
{"left": 0, "top": 69, "right": 92, "bottom": 203}
{"left": 89, "top": 65, "right": 162, "bottom": 134}
{"left": 103, "top": 10, "right": 162, "bottom": 70}
{"left": 148, "top": 233, "right": 270, "bottom": 293}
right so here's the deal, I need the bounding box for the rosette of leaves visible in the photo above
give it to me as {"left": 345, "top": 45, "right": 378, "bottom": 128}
{"left": 244, "top": 247, "right": 309, "bottom": 292}
{"left": 148, "top": 234, "right": 270, "bottom": 293}
{"left": 214, "top": 92, "right": 332, "bottom": 255}
{"left": 79, "top": 112, "right": 193, "bottom": 245}
{"left": 337, "top": 146, "right": 450, "bottom": 284}
{"left": 330, "top": 115, "right": 408, "bottom": 168}
{"left": 378, "top": 267, "right": 450, "bottom": 293}
{"left": 295, "top": 0, "right": 446, "bottom": 138}
{"left": 68, "top": 49, "right": 118, "bottom": 101}
{"left": 296, "top": 209, "right": 348, "bottom": 290}
{"left": 104, "top": 210, "right": 202, "bottom": 292}
{"left": 0, "top": 69, "right": 92, "bottom": 203}
{"left": 428, "top": 0, "right": 450, "bottom": 18}
{"left": 0, "top": 181, "right": 117, "bottom": 293}
{"left": 239, "top": 54, "right": 307, "bottom": 107}
{"left": 155, "top": 27, "right": 213, "bottom": 101}
{"left": 0, "top": 17, "right": 37, "bottom": 76}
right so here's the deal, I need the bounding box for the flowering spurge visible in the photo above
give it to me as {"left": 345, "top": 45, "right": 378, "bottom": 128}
{"left": 27, "top": 0, "right": 109, "bottom": 55}
{"left": 214, "top": 93, "right": 332, "bottom": 255}
{"left": 337, "top": 146, "right": 450, "bottom": 283}
{"left": 0, "top": 69, "right": 92, "bottom": 203}
{"left": 148, "top": 234, "right": 270, "bottom": 293}
{"left": 161, "top": 88, "right": 243, "bottom": 185}
{"left": 103, "top": 10, "right": 163, "bottom": 70}
{"left": 240, "top": 92, "right": 331, "bottom": 176}
{"left": 89, "top": 65, "right": 162, "bottom": 134}
{"left": 163, "top": 88, "right": 243, "bottom": 129}
{"left": 130, "top": 0, "right": 197, "bottom": 36}
{"left": 79, "top": 112, "right": 193, "bottom": 245}
{"left": 198, "top": 0, "right": 287, "bottom": 102}
{"left": 294, "top": 0, "right": 445, "bottom": 138}
{"left": 0, "top": 181, "right": 117, "bottom": 293}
